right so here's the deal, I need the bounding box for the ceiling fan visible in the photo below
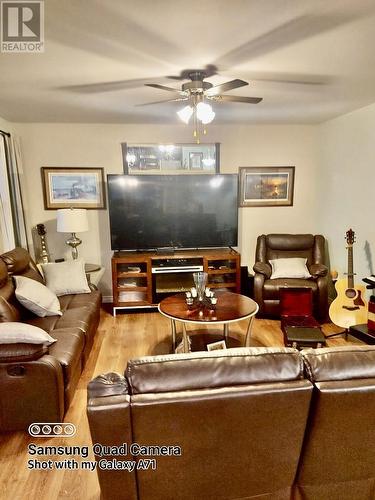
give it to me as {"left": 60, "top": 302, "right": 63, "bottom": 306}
{"left": 140, "top": 69, "right": 263, "bottom": 107}
{"left": 141, "top": 68, "right": 262, "bottom": 142}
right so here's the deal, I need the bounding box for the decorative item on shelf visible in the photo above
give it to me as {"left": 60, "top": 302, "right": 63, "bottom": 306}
{"left": 56, "top": 208, "right": 88, "bottom": 260}
{"left": 36, "top": 223, "right": 50, "bottom": 263}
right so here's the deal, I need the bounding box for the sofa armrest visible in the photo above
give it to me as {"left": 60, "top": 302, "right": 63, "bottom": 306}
{"left": 0, "top": 354, "right": 65, "bottom": 431}
{"left": 88, "top": 372, "right": 128, "bottom": 399}
{"left": 308, "top": 264, "right": 328, "bottom": 278}
{"left": 87, "top": 373, "right": 137, "bottom": 500}
{"left": 253, "top": 262, "right": 272, "bottom": 278}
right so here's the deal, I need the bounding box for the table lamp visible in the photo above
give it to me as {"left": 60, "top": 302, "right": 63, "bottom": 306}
{"left": 56, "top": 208, "right": 88, "bottom": 260}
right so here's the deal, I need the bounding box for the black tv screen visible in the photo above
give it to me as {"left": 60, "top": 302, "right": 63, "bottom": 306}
{"left": 107, "top": 174, "right": 238, "bottom": 251}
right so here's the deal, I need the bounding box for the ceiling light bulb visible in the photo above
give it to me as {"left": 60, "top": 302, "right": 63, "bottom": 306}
{"left": 196, "top": 102, "right": 215, "bottom": 124}
{"left": 177, "top": 105, "right": 193, "bottom": 124}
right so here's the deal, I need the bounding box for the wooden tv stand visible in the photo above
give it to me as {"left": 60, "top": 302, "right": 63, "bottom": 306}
{"left": 111, "top": 248, "right": 241, "bottom": 314}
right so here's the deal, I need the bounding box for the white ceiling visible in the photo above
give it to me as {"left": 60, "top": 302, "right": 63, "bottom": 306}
{"left": 1, "top": 0, "right": 375, "bottom": 124}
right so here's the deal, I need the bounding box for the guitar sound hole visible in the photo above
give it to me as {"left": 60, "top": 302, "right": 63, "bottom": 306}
{"left": 346, "top": 288, "right": 356, "bottom": 299}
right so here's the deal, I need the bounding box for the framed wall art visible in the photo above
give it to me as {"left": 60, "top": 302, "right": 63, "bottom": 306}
{"left": 239, "top": 166, "right": 295, "bottom": 207}
{"left": 41, "top": 167, "right": 106, "bottom": 209}
{"left": 121, "top": 143, "right": 220, "bottom": 174}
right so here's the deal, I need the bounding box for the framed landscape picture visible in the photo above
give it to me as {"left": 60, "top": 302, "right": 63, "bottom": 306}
{"left": 41, "top": 167, "right": 106, "bottom": 209}
{"left": 239, "top": 166, "right": 295, "bottom": 207}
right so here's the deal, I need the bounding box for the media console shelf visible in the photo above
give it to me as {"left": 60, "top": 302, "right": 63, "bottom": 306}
{"left": 112, "top": 248, "right": 241, "bottom": 315}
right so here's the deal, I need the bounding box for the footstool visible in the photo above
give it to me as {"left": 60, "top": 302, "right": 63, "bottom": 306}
{"left": 285, "top": 326, "right": 326, "bottom": 349}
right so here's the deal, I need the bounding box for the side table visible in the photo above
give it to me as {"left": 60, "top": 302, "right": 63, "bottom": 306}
{"left": 85, "top": 263, "right": 105, "bottom": 289}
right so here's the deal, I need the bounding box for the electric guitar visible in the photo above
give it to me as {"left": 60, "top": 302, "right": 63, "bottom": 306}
{"left": 329, "top": 229, "right": 368, "bottom": 329}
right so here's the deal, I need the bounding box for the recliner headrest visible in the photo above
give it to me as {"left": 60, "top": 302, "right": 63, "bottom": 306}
{"left": 126, "top": 347, "right": 304, "bottom": 394}
{"left": 266, "top": 234, "right": 315, "bottom": 251}
{"left": 302, "top": 346, "right": 375, "bottom": 382}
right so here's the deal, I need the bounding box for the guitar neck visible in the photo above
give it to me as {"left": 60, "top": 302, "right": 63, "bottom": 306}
{"left": 347, "top": 245, "right": 354, "bottom": 288}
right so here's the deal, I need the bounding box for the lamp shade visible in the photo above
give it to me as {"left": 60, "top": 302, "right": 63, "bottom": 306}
{"left": 56, "top": 209, "right": 88, "bottom": 233}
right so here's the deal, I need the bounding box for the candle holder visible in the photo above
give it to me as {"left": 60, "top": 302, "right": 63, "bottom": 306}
{"left": 186, "top": 286, "right": 217, "bottom": 311}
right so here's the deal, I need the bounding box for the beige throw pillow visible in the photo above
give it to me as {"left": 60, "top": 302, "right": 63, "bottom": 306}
{"left": 41, "top": 260, "right": 90, "bottom": 296}
{"left": 14, "top": 275, "right": 62, "bottom": 317}
{"left": 269, "top": 258, "right": 311, "bottom": 279}
{"left": 0, "top": 322, "right": 56, "bottom": 345}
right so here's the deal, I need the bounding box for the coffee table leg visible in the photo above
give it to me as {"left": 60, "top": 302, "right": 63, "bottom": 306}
{"left": 170, "top": 319, "right": 176, "bottom": 351}
{"left": 224, "top": 323, "right": 229, "bottom": 340}
{"left": 245, "top": 316, "right": 255, "bottom": 347}
{"left": 182, "top": 323, "right": 190, "bottom": 353}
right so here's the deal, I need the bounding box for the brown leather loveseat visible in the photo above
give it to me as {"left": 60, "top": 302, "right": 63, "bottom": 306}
{"left": 87, "top": 345, "right": 375, "bottom": 500}
{"left": 87, "top": 346, "right": 375, "bottom": 500}
{"left": 253, "top": 234, "right": 329, "bottom": 321}
{"left": 0, "top": 247, "right": 101, "bottom": 432}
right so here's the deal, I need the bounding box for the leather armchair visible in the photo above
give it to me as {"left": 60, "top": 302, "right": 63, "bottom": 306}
{"left": 253, "top": 234, "right": 328, "bottom": 321}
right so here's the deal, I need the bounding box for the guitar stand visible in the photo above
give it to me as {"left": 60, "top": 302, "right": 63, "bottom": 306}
{"left": 325, "top": 329, "right": 349, "bottom": 340}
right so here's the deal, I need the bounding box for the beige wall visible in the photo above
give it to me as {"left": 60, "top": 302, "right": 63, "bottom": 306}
{"left": 15, "top": 122, "right": 320, "bottom": 299}
{"left": 318, "top": 102, "right": 375, "bottom": 283}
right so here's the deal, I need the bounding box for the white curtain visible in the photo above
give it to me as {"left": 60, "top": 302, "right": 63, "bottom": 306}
{"left": 0, "top": 133, "right": 28, "bottom": 252}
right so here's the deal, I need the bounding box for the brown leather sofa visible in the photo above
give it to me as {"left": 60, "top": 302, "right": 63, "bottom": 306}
{"left": 87, "top": 345, "right": 375, "bottom": 500}
{"left": 0, "top": 247, "right": 101, "bottom": 432}
{"left": 253, "top": 234, "right": 329, "bottom": 321}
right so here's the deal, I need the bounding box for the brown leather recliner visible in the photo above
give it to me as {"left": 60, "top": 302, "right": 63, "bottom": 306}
{"left": 253, "top": 234, "right": 329, "bottom": 321}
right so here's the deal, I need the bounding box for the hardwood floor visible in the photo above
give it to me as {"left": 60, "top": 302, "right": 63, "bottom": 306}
{"left": 0, "top": 306, "right": 362, "bottom": 500}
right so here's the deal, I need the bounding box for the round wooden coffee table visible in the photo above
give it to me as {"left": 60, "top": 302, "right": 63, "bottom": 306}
{"left": 158, "top": 291, "right": 259, "bottom": 353}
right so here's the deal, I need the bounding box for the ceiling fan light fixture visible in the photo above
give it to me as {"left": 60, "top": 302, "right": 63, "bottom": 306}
{"left": 177, "top": 105, "right": 193, "bottom": 123}
{"left": 196, "top": 101, "right": 215, "bottom": 124}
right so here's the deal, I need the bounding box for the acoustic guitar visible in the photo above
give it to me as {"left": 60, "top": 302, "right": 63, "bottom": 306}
{"left": 329, "top": 229, "right": 368, "bottom": 329}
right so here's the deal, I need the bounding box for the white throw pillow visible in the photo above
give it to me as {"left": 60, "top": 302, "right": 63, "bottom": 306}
{"left": 269, "top": 258, "right": 311, "bottom": 279}
{"left": 0, "top": 322, "right": 56, "bottom": 345}
{"left": 41, "top": 260, "right": 90, "bottom": 296}
{"left": 14, "top": 275, "right": 62, "bottom": 317}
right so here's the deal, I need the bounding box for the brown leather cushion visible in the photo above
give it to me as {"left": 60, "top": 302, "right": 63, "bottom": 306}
{"left": 126, "top": 347, "right": 303, "bottom": 394}
{"left": 0, "top": 343, "right": 48, "bottom": 362}
{"left": 263, "top": 278, "right": 317, "bottom": 300}
{"left": 302, "top": 346, "right": 375, "bottom": 382}
{"left": 48, "top": 327, "right": 85, "bottom": 385}
{"left": 59, "top": 291, "right": 102, "bottom": 313}
{"left": 0, "top": 296, "right": 20, "bottom": 322}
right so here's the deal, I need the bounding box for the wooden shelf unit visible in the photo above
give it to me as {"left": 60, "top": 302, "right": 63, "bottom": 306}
{"left": 112, "top": 248, "right": 241, "bottom": 313}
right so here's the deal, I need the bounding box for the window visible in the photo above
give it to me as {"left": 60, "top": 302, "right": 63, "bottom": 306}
{"left": 0, "top": 134, "right": 15, "bottom": 251}
{"left": 0, "top": 133, "right": 27, "bottom": 252}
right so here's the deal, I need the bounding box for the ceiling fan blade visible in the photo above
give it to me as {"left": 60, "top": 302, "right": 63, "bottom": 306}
{"left": 206, "top": 79, "right": 248, "bottom": 96}
{"left": 59, "top": 78, "right": 169, "bottom": 94}
{"left": 214, "top": 11, "right": 368, "bottom": 67}
{"left": 212, "top": 95, "right": 262, "bottom": 104}
{"left": 136, "top": 97, "right": 188, "bottom": 107}
{"left": 145, "top": 83, "right": 185, "bottom": 95}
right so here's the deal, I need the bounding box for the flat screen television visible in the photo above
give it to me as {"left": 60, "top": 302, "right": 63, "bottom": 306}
{"left": 107, "top": 174, "right": 238, "bottom": 251}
